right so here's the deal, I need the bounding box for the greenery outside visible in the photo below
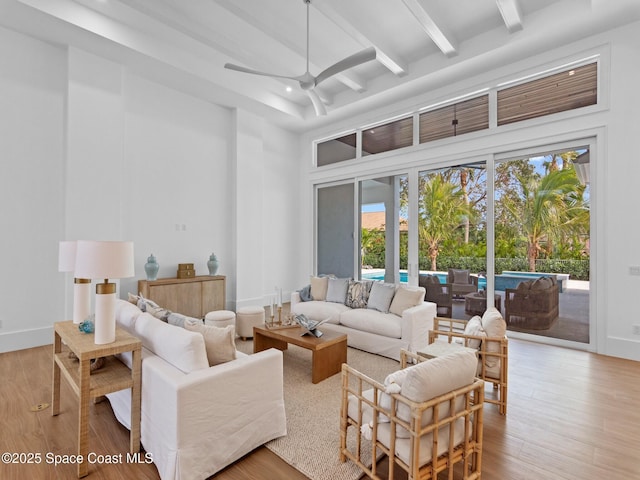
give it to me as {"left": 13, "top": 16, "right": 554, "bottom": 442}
{"left": 361, "top": 151, "right": 590, "bottom": 280}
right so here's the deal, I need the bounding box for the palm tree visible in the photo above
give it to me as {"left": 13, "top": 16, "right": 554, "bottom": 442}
{"left": 501, "top": 167, "right": 588, "bottom": 271}
{"left": 418, "top": 174, "right": 470, "bottom": 271}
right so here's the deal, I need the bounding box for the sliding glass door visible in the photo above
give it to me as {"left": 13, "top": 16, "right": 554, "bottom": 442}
{"left": 494, "top": 147, "right": 590, "bottom": 343}
{"left": 359, "top": 174, "right": 408, "bottom": 284}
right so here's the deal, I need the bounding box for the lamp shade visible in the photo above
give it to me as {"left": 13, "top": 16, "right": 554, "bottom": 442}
{"left": 74, "top": 240, "right": 135, "bottom": 280}
{"left": 58, "top": 240, "right": 77, "bottom": 272}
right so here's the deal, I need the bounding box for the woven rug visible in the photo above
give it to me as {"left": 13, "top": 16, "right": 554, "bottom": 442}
{"left": 236, "top": 340, "right": 399, "bottom": 480}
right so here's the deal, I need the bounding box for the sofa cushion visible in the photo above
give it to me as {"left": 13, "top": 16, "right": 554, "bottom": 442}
{"left": 134, "top": 313, "right": 209, "bottom": 374}
{"left": 463, "top": 315, "right": 486, "bottom": 349}
{"left": 326, "top": 277, "right": 350, "bottom": 304}
{"left": 339, "top": 309, "right": 402, "bottom": 339}
{"left": 389, "top": 286, "right": 425, "bottom": 316}
{"left": 367, "top": 282, "right": 396, "bottom": 313}
{"left": 115, "top": 299, "right": 143, "bottom": 334}
{"left": 310, "top": 276, "right": 329, "bottom": 301}
{"left": 184, "top": 319, "right": 237, "bottom": 366}
{"left": 345, "top": 280, "right": 373, "bottom": 308}
{"left": 292, "top": 300, "right": 350, "bottom": 325}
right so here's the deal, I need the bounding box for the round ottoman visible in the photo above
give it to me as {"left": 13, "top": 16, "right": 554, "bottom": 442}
{"left": 236, "top": 306, "right": 266, "bottom": 340}
{"left": 204, "top": 310, "right": 236, "bottom": 330}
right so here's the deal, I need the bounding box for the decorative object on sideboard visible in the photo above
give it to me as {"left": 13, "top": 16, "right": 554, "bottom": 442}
{"left": 74, "top": 240, "right": 135, "bottom": 344}
{"left": 58, "top": 240, "right": 91, "bottom": 324}
{"left": 144, "top": 253, "right": 159, "bottom": 280}
{"left": 177, "top": 263, "right": 195, "bottom": 278}
{"left": 207, "top": 253, "right": 219, "bottom": 275}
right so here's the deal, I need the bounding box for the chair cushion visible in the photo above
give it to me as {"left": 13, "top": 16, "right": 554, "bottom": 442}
{"left": 450, "top": 269, "right": 470, "bottom": 284}
{"left": 397, "top": 350, "right": 477, "bottom": 437}
{"left": 389, "top": 286, "right": 424, "bottom": 316}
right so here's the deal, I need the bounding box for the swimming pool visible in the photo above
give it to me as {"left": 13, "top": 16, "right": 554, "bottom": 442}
{"left": 362, "top": 271, "right": 487, "bottom": 289}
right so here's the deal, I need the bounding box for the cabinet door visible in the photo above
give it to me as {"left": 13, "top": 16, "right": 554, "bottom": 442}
{"left": 174, "top": 282, "right": 202, "bottom": 318}
{"left": 148, "top": 284, "right": 179, "bottom": 313}
{"left": 202, "top": 278, "right": 225, "bottom": 312}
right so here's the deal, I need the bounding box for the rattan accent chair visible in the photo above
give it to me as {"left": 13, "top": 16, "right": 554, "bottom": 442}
{"left": 429, "top": 314, "right": 509, "bottom": 415}
{"left": 340, "top": 349, "right": 484, "bottom": 480}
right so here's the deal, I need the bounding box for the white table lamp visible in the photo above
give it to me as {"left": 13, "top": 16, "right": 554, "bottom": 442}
{"left": 58, "top": 240, "right": 92, "bottom": 324}
{"left": 75, "top": 240, "right": 135, "bottom": 344}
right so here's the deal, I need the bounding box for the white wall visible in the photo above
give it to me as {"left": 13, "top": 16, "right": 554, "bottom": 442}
{"left": 0, "top": 27, "right": 300, "bottom": 352}
{"left": 0, "top": 26, "right": 66, "bottom": 351}
{"left": 298, "top": 21, "right": 640, "bottom": 362}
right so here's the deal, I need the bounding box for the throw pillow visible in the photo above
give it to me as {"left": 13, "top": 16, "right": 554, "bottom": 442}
{"left": 310, "top": 276, "right": 329, "bottom": 301}
{"left": 480, "top": 307, "right": 507, "bottom": 369}
{"left": 326, "top": 277, "right": 350, "bottom": 304}
{"left": 345, "top": 280, "right": 373, "bottom": 308}
{"left": 367, "top": 282, "right": 396, "bottom": 313}
{"left": 463, "top": 315, "right": 486, "bottom": 349}
{"left": 184, "top": 319, "right": 237, "bottom": 366}
{"left": 147, "top": 305, "right": 171, "bottom": 323}
{"left": 298, "top": 284, "right": 313, "bottom": 302}
{"left": 136, "top": 294, "right": 159, "bottom": 312}
{"left": 389, "top": 286, "right": 425, "bottom": 316}
{"left": 452, "top": 269, "right": 470, "bottom": 284}
{"left": 127, "top": 292, "right": 140, "bottom": 304}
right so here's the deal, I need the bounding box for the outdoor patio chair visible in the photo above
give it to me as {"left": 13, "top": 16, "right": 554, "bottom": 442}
{"left": 340, "top": 349, "right": 484, "bottom": 480}
{"left": 419, "top": 274, "right": 453, "bottom": 317}
{"left": 447, "top": 268, "right": 478, "bottom": 298}
{"left": 504, "top": 276, "right": 559, "bottom": 329}
{"left": 429, "top": 308, "right": 508, "bottom": 415}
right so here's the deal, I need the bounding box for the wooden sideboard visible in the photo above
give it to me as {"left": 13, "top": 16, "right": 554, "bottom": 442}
{"left": 138, "top": 275, "right": 226, "bottom": 318}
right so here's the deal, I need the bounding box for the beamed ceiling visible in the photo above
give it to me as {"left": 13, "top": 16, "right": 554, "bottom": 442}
{"left": 0, "top": 0, "right": 638, "bottom": 132}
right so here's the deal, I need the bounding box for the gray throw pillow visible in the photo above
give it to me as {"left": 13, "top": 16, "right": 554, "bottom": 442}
{"left": 367, "top": 282, "right": 396, "bottom": 313}
{"left": 326, "top": 277, "right": 350, "bottom": 304}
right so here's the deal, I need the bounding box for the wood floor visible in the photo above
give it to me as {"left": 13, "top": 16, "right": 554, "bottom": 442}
{"left": 1, "top": 338, "right": 639, "bottom": 479}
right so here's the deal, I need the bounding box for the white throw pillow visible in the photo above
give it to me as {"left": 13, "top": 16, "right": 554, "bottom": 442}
{"left": 326, "top": 277, "right": 350, "bottom": 304}
{"left": 310, "top": 276, "right": 329, "bottom": 301}
{"left": 367, "top": 282, "right": 396, "bottom": 313}
{"left": 463, "top": 315, "right": 486, "bottom": 349}
{"left": 389, "top": 286, "right": 425, "bottom": 316}
{"left": 184, "top": 319, "right": 237, "bottom": 366}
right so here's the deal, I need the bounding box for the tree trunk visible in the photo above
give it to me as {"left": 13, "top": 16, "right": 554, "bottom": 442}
{"left": 527, "top": 242, "right": 538, "bottom": 272}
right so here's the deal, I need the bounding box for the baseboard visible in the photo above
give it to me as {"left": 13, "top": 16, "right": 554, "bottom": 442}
{"left": 605, "top": 336, "right": 640, "bottom": 361}
{"left": 0, "top": 326, "right": 53, "bottom": 353}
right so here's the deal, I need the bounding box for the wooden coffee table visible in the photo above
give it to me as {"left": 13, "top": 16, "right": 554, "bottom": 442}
{"left": 253, "top": 324, "right": 347, "bottom": 383}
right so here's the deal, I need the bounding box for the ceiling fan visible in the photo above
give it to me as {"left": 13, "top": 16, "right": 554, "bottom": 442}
{"left": 224, "top": 0, "right": 377, "bottom": 116}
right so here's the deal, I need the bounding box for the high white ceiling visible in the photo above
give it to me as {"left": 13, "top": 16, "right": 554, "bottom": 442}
{"left": 1, "top": 0, "right": 639, "bottom": 132}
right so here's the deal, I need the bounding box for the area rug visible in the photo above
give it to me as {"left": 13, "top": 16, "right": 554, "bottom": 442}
{"left": 236, "top": 340, "right": 400, "bottom": 480}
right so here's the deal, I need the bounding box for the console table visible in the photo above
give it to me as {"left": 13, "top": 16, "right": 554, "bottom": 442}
{"left": 52, "top": 321, "right": 141, "bottom": 478}
{"left": 138, "top": 275, "right": 225, "bottom": 318}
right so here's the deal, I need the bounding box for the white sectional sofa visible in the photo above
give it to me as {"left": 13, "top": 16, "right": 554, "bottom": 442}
{"left": 291, "top": 277, "right": 437, "bottom": 361}
{"left": 106, "top": 299, "right": 286, "bottom": 480}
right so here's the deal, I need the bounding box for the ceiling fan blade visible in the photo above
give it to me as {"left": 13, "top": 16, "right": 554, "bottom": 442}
{"left": 314, "top": 47, "right": 377, "bottom": 86}
{"left": 224, "top": 63, "right": 298, "bottom": 81}
{"left": 306, "top": 89, "right": 327, "bottom": 116}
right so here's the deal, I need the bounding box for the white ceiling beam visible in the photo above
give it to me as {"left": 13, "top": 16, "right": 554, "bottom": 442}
{"left": 496, "top": 0, "right": 524, "bottom": 33}
{"left": 401, "top": 0, "right": 458, "bottom": 57}
{"left": 312, "top": 1, "right": 408, "bottom": 77}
